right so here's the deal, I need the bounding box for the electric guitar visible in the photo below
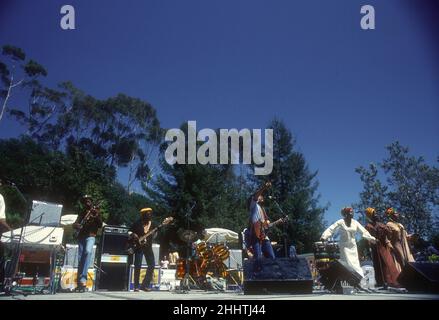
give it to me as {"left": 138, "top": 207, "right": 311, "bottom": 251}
{"left": 126, "top": 217, "right": 174, "bottom": 255}
{"left": 243, "top": 215, "right": 289, "bottom": 248}
{"left": 265, "top": 215, "right": 289, "bottom": 231}
{"left": 73, "top": 201, "right": 103, "bottom": 239}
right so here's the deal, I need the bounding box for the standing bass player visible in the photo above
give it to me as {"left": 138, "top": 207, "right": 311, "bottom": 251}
{"left": 127, "top": 208, "right": 173, "bottom": 292}
{"left": 73, "top": 195, "right": 103, "bottom": 291}
{"left": 128, "top": 207, "right": 157, "bottom": 292}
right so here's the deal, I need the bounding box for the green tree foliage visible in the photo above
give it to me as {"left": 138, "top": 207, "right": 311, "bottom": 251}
{"left": 0, "top": 45, "right": 48, "bottom": 125}
{"left": 2, "top": 45, "right": 163, "bottom": 191}
{"left": 252, "top": 119, "right": 327, "bottom": 253}
{"left": 354, "top": 163, "right": 391, "bottom": 223}
{"left": 1, "top": 45, "right": 164, "bottom": 232}
{"left": 1, "top": 45, "right": 329, "bottom": 254}
{"left": 0, "top": 137, "right": 152, "bottom": 228}
{"left": 145, "top": 124, "right": 251, "bottom": 251}
{"left": 31, "top": 82, "right": 163, "bottom": 190}
{"left": 0, "top": 137, "right": 113, "bottom": 213}
{"left": 355, "top": 142, "right": 439, "bottom": 238}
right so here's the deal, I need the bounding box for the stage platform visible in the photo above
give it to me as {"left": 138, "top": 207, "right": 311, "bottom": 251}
{"left": 1, "top": 290, "right": 438, "bottom": 300}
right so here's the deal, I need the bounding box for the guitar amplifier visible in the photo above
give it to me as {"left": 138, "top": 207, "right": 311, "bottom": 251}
{"left": 101, "top": 225, "right": 130, "bottom": 255}
{"left": 97, "top": 225, "right": 130, "bottom": 291}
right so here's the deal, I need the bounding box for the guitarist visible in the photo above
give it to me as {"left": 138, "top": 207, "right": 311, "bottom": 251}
{"left": 128, "top": 207, "right": 156, "bottom": 292}
{"left": 248, "top": 181, "right": 275, "bottom": 272}
{"left": 73, "top": 195, "right": 103, "bottom": 291}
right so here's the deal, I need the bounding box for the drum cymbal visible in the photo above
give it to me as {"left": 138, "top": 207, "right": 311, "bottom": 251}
{"left": 179, "top": 229, "right": 198, "bottom": 242}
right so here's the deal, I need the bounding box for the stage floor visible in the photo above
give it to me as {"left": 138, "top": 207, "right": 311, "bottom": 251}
{"left": 1, "top": 290, "right": 438, "bottom": 300}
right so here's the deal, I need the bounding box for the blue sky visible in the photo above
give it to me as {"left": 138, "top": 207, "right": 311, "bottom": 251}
{"left": 0, "top": 0, "right": 438, "bottom": 225}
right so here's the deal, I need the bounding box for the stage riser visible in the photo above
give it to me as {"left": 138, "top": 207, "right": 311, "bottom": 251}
{"left": 243, "top": 258, "right": 313, "bottom": 294}
{"left": 244, "top": 280, "right": 313, "bottom": 294}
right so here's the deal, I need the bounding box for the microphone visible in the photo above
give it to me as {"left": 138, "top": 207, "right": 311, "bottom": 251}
{"left": 5, "top": 179, "right": 16, "bottom": 186}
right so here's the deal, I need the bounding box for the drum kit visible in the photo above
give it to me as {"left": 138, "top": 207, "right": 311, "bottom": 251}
{"left": 313, "top": 240, "right": 340, "bottom": 270}
{"left": 175, "top": 229, "right": 231, "bottom": 288}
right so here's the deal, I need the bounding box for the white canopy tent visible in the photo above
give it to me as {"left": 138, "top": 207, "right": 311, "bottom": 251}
{"left": 60, "top": 214, "right": 78, "bottom": 226}
{"left": 204, "top": 228, "right": 239, "bottom": 244}
{"left": 1, "top": 225, "right": 64, "bottom": 248}
{"left": 60, "top": 214, "right": 107, "bottom": 227}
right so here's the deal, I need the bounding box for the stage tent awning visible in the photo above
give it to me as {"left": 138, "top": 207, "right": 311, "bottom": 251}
{"left": 60, "top": 214, "right": 107, "bottom": 227}
{"left": 1, "top": 225, "right": 64, "bottom": 248}
{"left": 60, "top": 214, "right": 78, "bottom": 226}
{"left": 204, "top": 228, "right": 239, "bottom": 243}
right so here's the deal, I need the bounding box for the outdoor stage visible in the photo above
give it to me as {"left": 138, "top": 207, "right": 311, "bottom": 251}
{"left": 1, "top": 290, "right": 438, "bottom": 300}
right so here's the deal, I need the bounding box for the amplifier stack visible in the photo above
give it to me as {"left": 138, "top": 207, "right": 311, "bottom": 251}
{"left": 96, "top": 225, "right": 130, "bottom": 291}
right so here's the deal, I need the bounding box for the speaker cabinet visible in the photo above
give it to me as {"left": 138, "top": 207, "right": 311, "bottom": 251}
{"left": 318, "top": 260, "right": 362, "bottom": 293}
{"left": 100, "top": 226, "right": 130, "bottom": 255}
{"left": 96, "top": 225, "right": 130, "bottom": 291}
{"left": 243, "top": 257, "right": 313, "bottom": 294}
{"left": 397, "top": 262, "right": 439, "bottom": 293}
{"left": 97, "top": 261, "right": 128, "bottom": 291}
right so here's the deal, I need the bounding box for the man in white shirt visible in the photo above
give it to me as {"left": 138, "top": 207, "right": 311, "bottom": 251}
{"left": 0, "top": 193, "right": 5, "bottom": 220}
{"left": 0, "top": 180, "right": 11, "bottom": 233}
{"left": 0, "top": 179, "right": 12, "bottom": 288}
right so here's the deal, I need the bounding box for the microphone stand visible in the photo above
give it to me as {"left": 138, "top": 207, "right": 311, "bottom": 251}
{"left": 2, "top": 183, "right": 30, "bottom": 296}
{"left": 180, "top": 202, "right": 196, "bottom": 292}
{"left": 270, "top": 198, "right": 289, "bottom": 258}
{"left": 3, "top": 183, "right": 53, "bottom": 296}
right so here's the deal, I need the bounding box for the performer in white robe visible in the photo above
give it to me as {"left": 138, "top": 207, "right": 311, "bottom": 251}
{"left": 321, "top": 207, "right": 376, "bottom": 277}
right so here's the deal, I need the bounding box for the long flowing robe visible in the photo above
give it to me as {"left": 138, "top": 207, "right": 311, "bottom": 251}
{"left": 386, "top": 221, "right": 414, "bottom": 272}
{"left": 321, "top": 219, "right": 375, "bottom": 277}
{"left": 365, "top": 221, "right": 401, "bottom": 287}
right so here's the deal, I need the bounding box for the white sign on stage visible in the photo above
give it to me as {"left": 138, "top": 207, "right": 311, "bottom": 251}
{"left": 29, "top": 200, "right": 63, "bottom": 227}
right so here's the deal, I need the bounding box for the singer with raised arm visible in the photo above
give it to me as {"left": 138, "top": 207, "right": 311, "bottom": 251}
{"left": 248, "top": 181, "right": 275, "bottom": 273}
{"left": 73, "top": 195, "right": 103, "bottom": 291}
{"left": 320, "top": 207, "right": 376, "bottom": 278}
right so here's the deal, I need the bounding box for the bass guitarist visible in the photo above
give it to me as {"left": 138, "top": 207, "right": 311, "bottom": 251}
{"left": 73, "top": 195, "right": 103, "bottom": 291}
{"left": 128, "top": 207, "right": 156, "bottom": 292}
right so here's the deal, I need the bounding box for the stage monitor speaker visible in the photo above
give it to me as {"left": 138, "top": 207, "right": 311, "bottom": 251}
{"left": 243, "top": 257, "right": 313, "bottom": 294}
{"left": 319, "top": 260, "right": 362, "bottom": 293}
{"left": 397, "top": 262, "right": 439, "bottom": 293}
